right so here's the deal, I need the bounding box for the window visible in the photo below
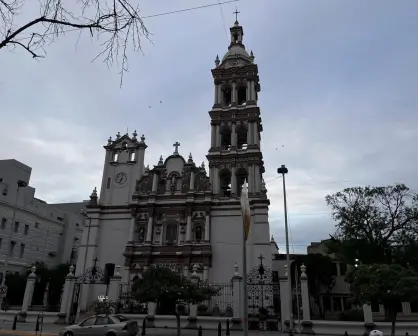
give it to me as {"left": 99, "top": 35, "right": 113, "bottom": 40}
{"left": 112, "top": 152, "right": 119, "bottom": 162}
{"left": 220, "top": 125, "right": 231, "bottom": 150}
{"left": 9, "top": 241, "right": 16, "bottom": 256}
{"left": 2, "top": 187, "right": 7, "bottom": 196}
{"left": 222, "top": 87, "right": 232, "bottom": 106}
{"left": 1, "top": 218, "right": 6, "bottom": 229}
{"left": 219, "top": 169, "right": 232, "bottom": 197}
{"left": 106, "top": 177, "right": 111, "bottom": 189}
{"left": 95, "top": 316, "right": 114, "bottom": 325}
{"left": 129, "top": 151, "right": 136, "bottom": 161}
{"left": 80, "top": 317, "right": 96, "bottom": 327}
{"left": 237, "top": 86, "right": 247, "bottom": 105}
{"left": 165, "top": 224, "right": 177, "bottom": 244}
{"left": 236, "top": 168, "right": 248, "bottom": 197}
{"left": 19, "top": 244, "right": 25, "bottom": 258}
{"left": 14, "top": 222, "right": 19, "bottom": 233}
{"left": 24, "top": 225, "right": 29, "bottom": 235}
{"left": 57, "top": 217, "right": 63, "bottom": 221}
{"left": 236, "top": 125, "right": 248, "bottom": 149}
{"left": 35, "top": 222, "right": 39, "bottom": 228}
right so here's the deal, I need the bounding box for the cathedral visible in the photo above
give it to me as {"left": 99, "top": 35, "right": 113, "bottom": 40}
{"left": 76, "top": 18, "right": 272, "bottom": 309}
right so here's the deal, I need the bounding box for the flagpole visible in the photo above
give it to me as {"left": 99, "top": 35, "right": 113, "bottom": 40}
{"left": 242, "top": 224, "right": 248, "bottom": 336}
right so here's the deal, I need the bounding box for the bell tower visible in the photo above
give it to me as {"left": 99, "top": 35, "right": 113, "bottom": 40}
{"left": 207, "top": 18, "right": 267, "bottom": 200}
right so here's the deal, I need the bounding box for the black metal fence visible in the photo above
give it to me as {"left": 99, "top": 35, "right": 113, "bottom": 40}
{"left": 203, "top": 282, "right": 234, "bottom": 316}
{"left": 117, "top": 283, "right": 148, "bottom": 314}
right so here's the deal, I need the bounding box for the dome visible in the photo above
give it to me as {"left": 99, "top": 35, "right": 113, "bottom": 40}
{"left": 222, "top": 44, "right": 250, "bottom": 62}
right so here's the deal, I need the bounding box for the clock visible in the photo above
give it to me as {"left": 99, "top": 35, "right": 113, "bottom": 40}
{"left": 114, "top": 172, "right": 128, "bottom": 187}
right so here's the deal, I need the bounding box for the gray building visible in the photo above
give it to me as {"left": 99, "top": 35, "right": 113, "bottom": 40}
{"left": 0, "top": 159, "right": 85, "bottom": 277}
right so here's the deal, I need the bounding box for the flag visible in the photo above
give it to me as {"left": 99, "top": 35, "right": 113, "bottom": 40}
{"left": 240, "top": 181, "right": 251, "bottom": 241}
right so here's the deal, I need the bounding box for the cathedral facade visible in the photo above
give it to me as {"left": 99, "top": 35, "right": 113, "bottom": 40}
{"left": 76, "top": 19, "right": 272, "bottom": 309}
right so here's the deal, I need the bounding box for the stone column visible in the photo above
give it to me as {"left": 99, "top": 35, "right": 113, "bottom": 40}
{"left": 145, "top": 210, "right": 154, "bottom": 243}
{"left": 214, "top": 84, "right": 219, "bottom": 104}
{"left": 253, "top": 123, "right": 259, "bottom": 147}
{"left": 151, "top": 172, "right": 158, "bottom": 193}
{"left": 232, "top": 82, "right": 237, "bottom": 104}
{"left": 189, "top": 172, "right": 195, "bottom": 191}
{"left": 215, "top": 125, "right": 220, "bottom": 148}
{"left": 146, "top": 302, "right": 156, "bottom": 328}
{"left": 231, "top": 166, "right": 237, "bottom": 196}
{"left": 247, "top": 122, "right": 252, "bottom": 146}
{"left": 186, "top": 265, "right": 200, "bottom": 329}
{"left": 231, "top": 263, "right": 243, "bottom": 331}
{"left": 247, "top": 81, "right": 253, "bottom": 101}
{"left": 18, "top": 266, "right": 37, "bottom": 322}
{"left": 204, "top": 211, "right": 210, "bottom": 242}
{"left": 55, "top": 265, "right": 76, "bottom": 324}
{"left": 128, "top": 216, "right": 136, "bottom": 242}
{"left": 108, "top": 266, "right": 122, "bottom": 303}
{"left": 213, "top": 168, "right": 219, "bottom": 194}
{"left": 248, "top": 165, "right": 254, "bottom": 194}
{"left": 363, "top": 303, "right": 376, "bottom": 336}
{"left": 300, "top": 264, "right": 314, "bottom": 334}
{"left": 186, "top": 208, "right": 192, "bottom": 242}
{"left": 280, "top": 264, "right": 290, "bottom": 332}
{"left": 231, "top": 123, "right": 237, "bottom": 148}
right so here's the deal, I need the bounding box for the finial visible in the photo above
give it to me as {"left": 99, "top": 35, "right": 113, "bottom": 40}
{"left": 250, "top": 50, "right": 254, "bottom": 63}
{"left": 233, "top": 263, "right": 239, "bottom": 276}
{"left": 116, "top": 131, "right": 121, "bottom": 139}
{"left": 215, "top": 55, "right": 220, "bottom": 67}
{"left": 69, "top": 265, "right": 75, "bottom": 275}
{"left": 89, "top": 187, "right": 98, "bottom": 205}
{"left": 115, "top": 265, "right": 121, "bottom": 277}
{"left": 301, "top": 264, "right": 307, "bottom": 278}
{"left": 31, "top": 265, "right": 36, "bottom": 274}
{"left": 140, "top": 134, "right": 145, "bottom": 142}
{"left": 270, "top": 235, "right": 275, "bottom": 242}
{"left": 132, "top": 130, "right": 138, "bottom": 140}
{"left": 145, "top": 164, "right": 150, "bottom": 171}
{"left": 192, "top": 264, "right": 199, "bottom": 275}
{"left": 188, "top": 153, "right": 193, "bottom": 163}
{"left": 158, "top": 155, "right": 164, "bottom": 165}
{"left": 107, "top": 136, "right": 113, "bottom": 145}
{"left": 200, "top": 161, "right": 205, "bottom": 169}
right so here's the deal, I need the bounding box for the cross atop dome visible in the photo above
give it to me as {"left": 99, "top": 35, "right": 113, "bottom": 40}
{"left": 173, "top": 141, "right": 180, "bottom": 155}
{"left": 233, "top": 7, "right": 240, "bottom": 25}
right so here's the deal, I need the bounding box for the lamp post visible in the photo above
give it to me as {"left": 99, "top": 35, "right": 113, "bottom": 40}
{"left": 277, "top": 164, "right": 293, "bottom": 332}
{"left": 75, "top": 209, "right": 92, "bottom": 322}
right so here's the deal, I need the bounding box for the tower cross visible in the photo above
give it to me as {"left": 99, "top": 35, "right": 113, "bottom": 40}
{"left": 258, "top": 254, "right": 265, "bottom": 264}
{"left": 173, "top": 141, "right": 181, "bottom": 155}
{"left": 233, "top": 8, "right": 240, "bottom": 22}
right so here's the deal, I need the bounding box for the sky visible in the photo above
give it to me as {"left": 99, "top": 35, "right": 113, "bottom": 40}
{"left": 1, "top": 0, "right": 418, "bottom": 254}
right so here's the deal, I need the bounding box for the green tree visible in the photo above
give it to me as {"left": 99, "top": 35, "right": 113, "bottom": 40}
{"left": 132, "top": 266, "right": 219, "bottom": 336}
{"left": 5, "top": 273, "right": 26, "bottom": 305}
{"left": 0, "top": 0, "right": 149, "bottom": 84}
{"left": 290, "top": 254, "right": 336, "bottom": 318}
{"left": 346, "top": 264, "right": 418, "bottom": 336}
{"left": 325, "top": 184, "right": 418, "bottom": 266}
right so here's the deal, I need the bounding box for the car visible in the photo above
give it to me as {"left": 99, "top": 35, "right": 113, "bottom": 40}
{"left": 59, "top": 314, "right": 139, "bottom": 336}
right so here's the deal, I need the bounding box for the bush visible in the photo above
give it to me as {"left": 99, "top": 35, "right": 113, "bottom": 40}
{"left": 339, "top": 308, "right": 364, "bottom": 321}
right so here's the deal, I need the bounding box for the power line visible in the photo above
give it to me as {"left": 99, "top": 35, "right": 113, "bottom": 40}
{"left": 216, "top": 0, "right": 230, "bottom": 42}
{"left": 11, "top": 0, "right": 240, "bottom": 42}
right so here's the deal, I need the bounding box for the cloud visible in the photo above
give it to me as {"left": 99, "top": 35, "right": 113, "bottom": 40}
{"left": 1, "top": 0, "right": 418, "bottom": 253}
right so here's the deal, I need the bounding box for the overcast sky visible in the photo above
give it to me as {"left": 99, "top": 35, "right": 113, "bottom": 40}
{"left": 1, "top": 0, "right": 418, "bottom": 254}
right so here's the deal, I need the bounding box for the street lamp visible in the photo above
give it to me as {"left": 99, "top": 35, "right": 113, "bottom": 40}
{"left": 277, "top": 165, "right": 293, "bottom": 332}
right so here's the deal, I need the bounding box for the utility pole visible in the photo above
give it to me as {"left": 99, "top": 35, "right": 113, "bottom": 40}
{"left": 277, "top": 165, "right": 293, "bottom": 332}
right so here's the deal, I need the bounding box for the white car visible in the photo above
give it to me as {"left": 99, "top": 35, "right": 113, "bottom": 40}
{"left": 60, "top": 314, "right": 138, "bottom": 336}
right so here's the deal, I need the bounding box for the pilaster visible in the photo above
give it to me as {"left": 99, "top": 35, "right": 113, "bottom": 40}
{"left": 18, "top": 266, "right": 37, "bottom": 322}
{"left": 55, "top": 265, "right": 76, "bottom": 324}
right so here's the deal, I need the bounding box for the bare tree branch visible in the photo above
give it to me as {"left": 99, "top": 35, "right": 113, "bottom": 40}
{"left": 0, "top": 0, "right": 150, "bottom": 85}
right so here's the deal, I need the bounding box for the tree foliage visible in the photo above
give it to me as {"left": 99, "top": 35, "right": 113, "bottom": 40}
{"left": 132, "top": 266, "right": 219, "bottom": 307}
{"left": 290, "top": 253, "right": 336, "bottom": 318}
{"left": 325, "top": 184, "right": 418, "bottom": 265}
{"left": 346, "top": 264, "right": 418, "bottom": 336}
{"left": 0, "top": 0, "right": 150, "bottom": 83}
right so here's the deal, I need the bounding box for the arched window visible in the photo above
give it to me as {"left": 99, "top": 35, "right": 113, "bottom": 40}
{"left": 165, "top": 224, "right": 177, "bottom": 244}
{"left": 130, "top": 151, "right": 136, "bottom": 161}
{"left": 220, "top": 125, "right": 232, "bottom": 150}
{"left": 222, "top": 86, "right": 232, "bottom": 106}
{"left": 219, "top": 169, "right": 232, "bottom": 198}
{"left": 237, "top": 86, "right": 247, "bottom": 105}
{"left": 112, "top": 152, "right": 119, "bottom": 162}
{"left": 236, "top": 168, "right": 248, "bottom": 197}
{"left": 236, "top": 124, "right": 248, "bottom": 149}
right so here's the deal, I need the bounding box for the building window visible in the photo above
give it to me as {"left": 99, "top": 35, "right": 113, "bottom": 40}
{"left": 112, "top": 152, "right": 119, "bottom": 162}
{"left": 1, "top": 218, "right": 6, "bottom": 229}
{"left": 219, "top": 169, "right": 232, "bottom": 197}
{"left": 130, "top": 151, "right": 136, "bottom": 161}
{"left": 9, "top": 241, "right": 16, "bottom": 256}
{"left": 236, "top": 168, "right": 248, "bottom": 197}
{"left": 107, "top": 177, "right": 111, "bottom": 189}
{"left": 236, "top": 124, "right": 248, "bottom": 149}
{"left": 35, "top": 222, "right": 39, "bottom": 228}
{"left": 19, "top": 244, "right": 25, "bottom": 258}
{"left": 57, "top": 217, "right": 63, "bottom": 221}
{"left": 14, "top": 222, "right": 19, "bottom": 233}
{"left": 70, "top": 248, "right": 77, "bottom": 260}
{"left": 220, "top": 125, "right": 231, "bottom": 150}
{"left": 237, "top": 86, "right": 247, "bottom": 105}
{"left": 24, "top": 224, "right": 29, "bottom": 235}
{"left": 222, "top": 86, "right": 232, "bottom": 106}
{"left": 165, "top": 224, "right": 177, "bottom": 244}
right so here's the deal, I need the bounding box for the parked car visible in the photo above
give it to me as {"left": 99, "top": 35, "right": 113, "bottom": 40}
{"left": 59, "top": 314, "right": 138, "bottom": 336}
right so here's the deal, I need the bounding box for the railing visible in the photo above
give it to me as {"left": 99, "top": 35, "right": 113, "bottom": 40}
{"left": 117, "top": 283, "right": 147, "bottom": 314}
{"left": 204, "top": 282, "right": 233, "bottom": 315}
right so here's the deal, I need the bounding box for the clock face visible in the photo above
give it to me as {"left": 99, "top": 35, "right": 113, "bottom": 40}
{"left": 115, "top": 172, "right": 128, "bottom": 186}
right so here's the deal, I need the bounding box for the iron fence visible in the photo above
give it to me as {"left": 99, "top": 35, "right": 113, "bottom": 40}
{"left": 204, "top": 282, "right": 233, "bottom": 315}
{"left": 117, "top": 283, "right": 148, "bottom": 314}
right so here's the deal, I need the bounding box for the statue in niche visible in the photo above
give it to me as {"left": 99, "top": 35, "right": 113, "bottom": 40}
{"left": 195, "top": 226, "right": 203, "bottom": 242}
{"left": 138, "top": 227, "right": 145, "bottom": 242}
{"left": 182, "top": 171, "right": 191, "bottom": 193}
{"left": 137, "top": 176, "right": 152, "bottom": 194}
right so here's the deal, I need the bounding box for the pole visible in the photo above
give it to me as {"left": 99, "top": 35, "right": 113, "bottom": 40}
{"left": 75, "top": 212, "right": 92, "bottom": 323}
{"left": 242, "top": 224, "right": 248, "bottom": 336}
{"left": 282, "top": 170, "right": 293, "bottom": 331}
{"left": 295, "top": 265, "right": 300, "bottom": 330}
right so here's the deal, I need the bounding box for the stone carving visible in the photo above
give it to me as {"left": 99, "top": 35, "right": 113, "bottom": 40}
{"left": 181, "top": 171, "right": 191, "bottom": 193}
{"left": 138, "top": 227, "right": 146, "bottom": 242}
{"left": 155, "top": 263, "right": 182, "bottom": 274}
{"left": 136, "top": 176, "right": 152, "bottom": 194}
{"left": 194, "top": 172, "right": 211, "bottom": 192}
